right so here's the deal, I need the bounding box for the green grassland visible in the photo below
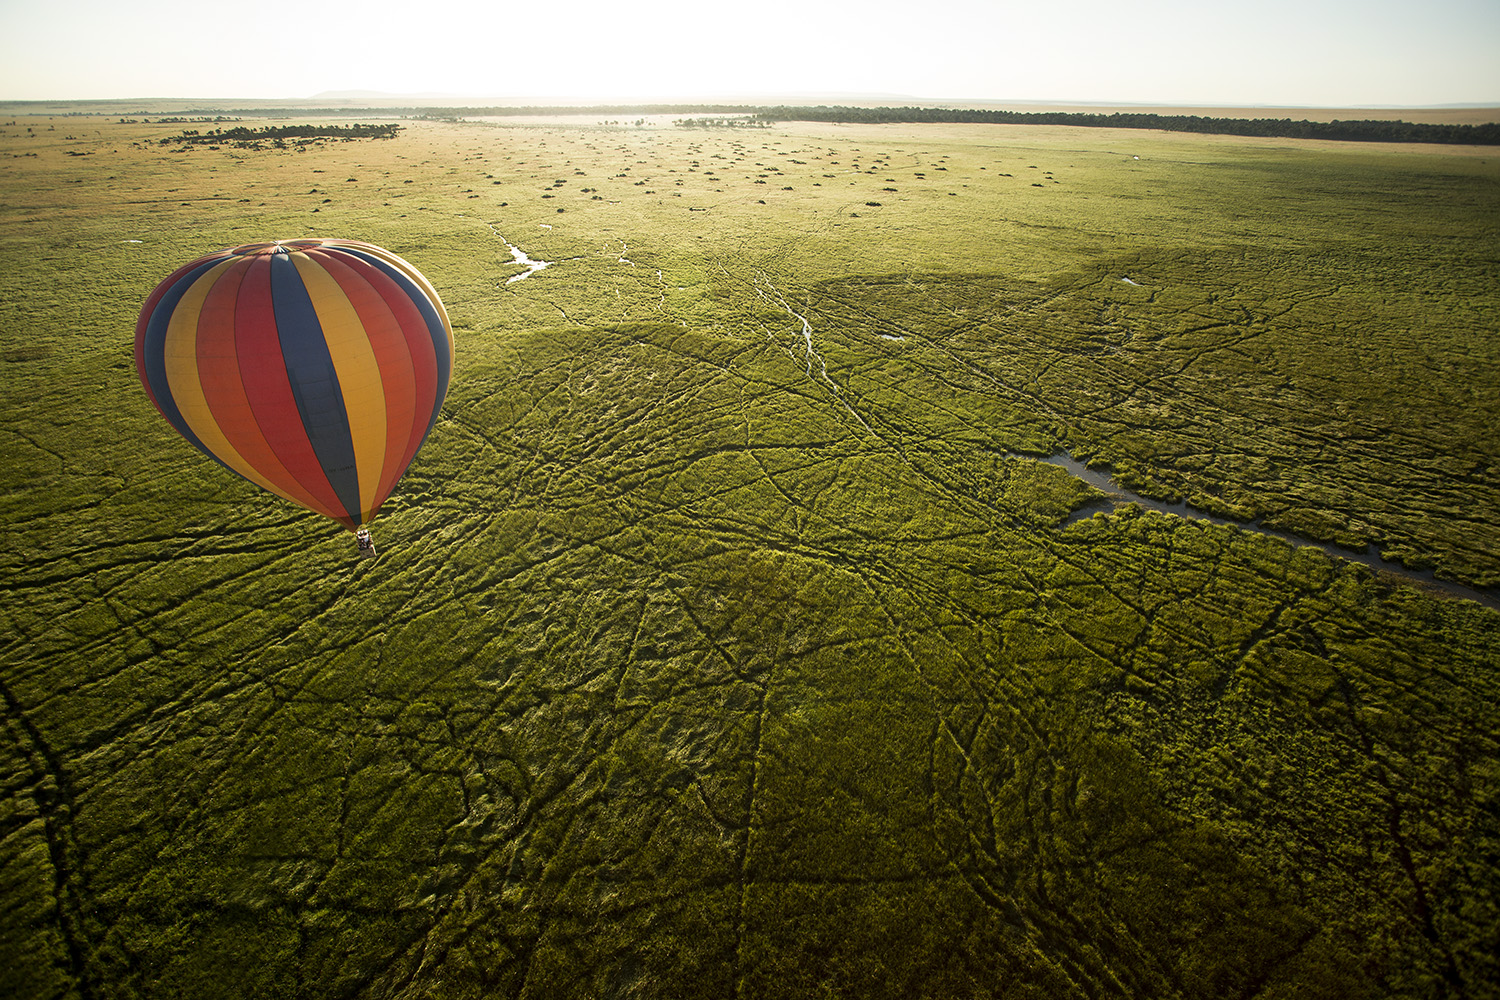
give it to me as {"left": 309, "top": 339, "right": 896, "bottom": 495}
{"left": 2, "top": 115, "right": 1499, "bottom": 999}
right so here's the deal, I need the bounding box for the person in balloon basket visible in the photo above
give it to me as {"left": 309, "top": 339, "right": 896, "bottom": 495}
{"left": 356, "top": 528, "right": 377, "bottom": 558}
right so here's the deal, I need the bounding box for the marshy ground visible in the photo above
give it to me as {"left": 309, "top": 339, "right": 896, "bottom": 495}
{"left": 2, "top": 114, "right": 1498, "bottom": 999}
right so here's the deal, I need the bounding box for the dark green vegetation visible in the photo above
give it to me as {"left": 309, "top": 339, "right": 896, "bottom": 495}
{"left": 158, "top": 123, "right": 402, "bottom": 149}
{"left": 805, "top": 249, "right": 1500, "bottom": 587}
{"left": 2, "top": 117, "right": 1499, "bottom": 999}
{"left": 675, "top": 117, "right": 772, "bottom": 130}
{"left": 752, "top": 107, "right": 1500, "bottom": 145}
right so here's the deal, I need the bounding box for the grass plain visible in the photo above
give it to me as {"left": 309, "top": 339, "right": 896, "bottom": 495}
{"left": 2, "top": 113, "right": 1499, "bottom": 999}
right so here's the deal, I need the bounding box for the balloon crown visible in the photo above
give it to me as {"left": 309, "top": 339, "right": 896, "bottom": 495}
{"left": 229, "top": 240, "right": 325, "bottom": 257}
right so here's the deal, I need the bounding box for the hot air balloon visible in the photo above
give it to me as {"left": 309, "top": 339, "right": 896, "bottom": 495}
{"left": 135, "top": 239, "right": 453, "bottom": 545}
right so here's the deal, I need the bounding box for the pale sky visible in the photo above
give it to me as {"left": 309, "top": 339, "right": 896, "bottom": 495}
{"left": 2, "top": 0, "right": 1497, "bottom": 107}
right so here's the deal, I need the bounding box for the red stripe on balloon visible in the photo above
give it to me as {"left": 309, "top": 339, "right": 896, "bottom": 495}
{"left": 308, "top": 247, "right": 420, "bottom": 515}
{"left": 345, "top": 249, "right": 440, "bottom": 497}
{"left": 234, "top": 257, "right": 354, "bottom": 527}
{"left": 197, "top": 257, "right": 331, "bottom": 518}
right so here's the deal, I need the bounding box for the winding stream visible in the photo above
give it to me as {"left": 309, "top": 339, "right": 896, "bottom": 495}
{"left": 1024, "top": 451, "right": 1498, "bottom": 611}
{"left": 754, "top": 274, "right": 874, "bottom": 434}
{"left": 503, "top": 241, "right": 551, "bottom": 283}
{"left": 478, "top": 219, "right": 552, "bottom": 283}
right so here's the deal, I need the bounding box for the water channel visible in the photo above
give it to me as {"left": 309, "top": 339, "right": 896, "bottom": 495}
{"left": 503, "top": 241, "right": 550, "bottom": 283}
{"left": 1024, "top": 451, "right": 1499, "bottom": 611}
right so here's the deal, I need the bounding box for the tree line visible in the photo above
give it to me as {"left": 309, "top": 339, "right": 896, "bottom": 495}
{"left": 161, "top": 123, "right": 401, "bottom": 146}
{"left": 751, "top": 105, "right": 1500, "bottom": 144}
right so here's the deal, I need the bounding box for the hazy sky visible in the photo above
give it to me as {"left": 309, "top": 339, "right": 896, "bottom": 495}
{"left": 2, "top": 0, "right": 1497, "bottom": 106}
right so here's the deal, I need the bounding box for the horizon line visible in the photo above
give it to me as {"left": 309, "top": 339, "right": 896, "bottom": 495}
{"left": 2, "top": 93, "right": 1498, "bottom": 111}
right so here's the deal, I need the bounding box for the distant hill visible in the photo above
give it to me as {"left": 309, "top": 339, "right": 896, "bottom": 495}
{"left": 310, "top": 90, "right": 464, "bottom": 102}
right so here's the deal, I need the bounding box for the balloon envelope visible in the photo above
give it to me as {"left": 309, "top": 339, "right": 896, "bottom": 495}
{"left": 135, "top": 239, "right": 453, "bottom": 530}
